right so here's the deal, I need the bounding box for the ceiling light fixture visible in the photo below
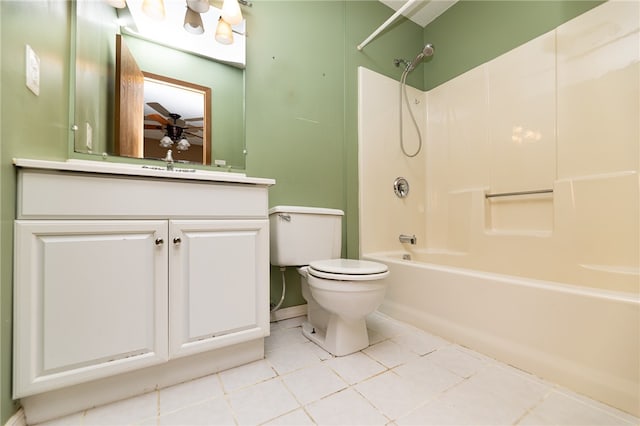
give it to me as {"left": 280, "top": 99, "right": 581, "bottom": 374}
{"left": 159, "top": 113, "right": 192, "bottom": 152}
{"left": 120, "top": 0, "right": 252, "bottom": 49}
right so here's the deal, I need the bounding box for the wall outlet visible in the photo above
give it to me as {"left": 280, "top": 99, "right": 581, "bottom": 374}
{"left": 86, "top": 122, "right": 93, "bottom": 151}
{"left": 25, "top": 45, "right": 40, "bottom": 96}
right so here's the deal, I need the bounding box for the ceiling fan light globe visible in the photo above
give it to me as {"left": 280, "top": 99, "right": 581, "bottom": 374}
{"left": 177, "top": 139, "right": 191, "bottom": 151}
{"left": 160, "top": 135, "right": 173, "bottom": 148}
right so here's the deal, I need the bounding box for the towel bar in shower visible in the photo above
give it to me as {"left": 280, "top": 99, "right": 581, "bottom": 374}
{"left": 485, "top": 189, "right": 553, "bottom": 199}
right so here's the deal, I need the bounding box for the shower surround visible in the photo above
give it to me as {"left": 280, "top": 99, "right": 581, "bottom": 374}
{"left": 358, "top": 2, "right": 639, "bottom": 417}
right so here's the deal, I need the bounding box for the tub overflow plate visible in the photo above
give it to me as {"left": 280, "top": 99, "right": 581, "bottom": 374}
{"left": 393, "top": 177, "right": 409, "bottom": 198}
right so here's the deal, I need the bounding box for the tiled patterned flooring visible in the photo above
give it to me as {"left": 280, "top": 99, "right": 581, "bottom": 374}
{"left": 38, "top": 312, "right": 638, "bottom": 426}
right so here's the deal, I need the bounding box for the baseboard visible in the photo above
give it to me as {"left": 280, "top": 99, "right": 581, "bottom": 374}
{"left": 4, "top": 408, "right": 26, "bottom": 426}
{"left": 270, "top": 304, "right": 307, "bottom": 322}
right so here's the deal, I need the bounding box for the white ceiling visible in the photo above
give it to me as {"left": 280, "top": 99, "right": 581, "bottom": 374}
{"left": 379, "top": 0, "right": 457, "bottom": 27}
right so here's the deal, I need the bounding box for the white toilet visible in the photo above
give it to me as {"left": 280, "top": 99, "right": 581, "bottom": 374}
{"left": 269, "top": 206, "right": 389, "bottom": 356}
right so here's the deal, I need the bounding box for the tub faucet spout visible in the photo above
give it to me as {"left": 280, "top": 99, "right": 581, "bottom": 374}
{"left": 399, "top": 234, "right": 417, "bottom": 245}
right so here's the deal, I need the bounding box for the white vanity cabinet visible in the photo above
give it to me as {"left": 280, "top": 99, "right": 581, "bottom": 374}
{"left": 169, "top": 219, "right": 268, "bottom": 358}
{"left": 13, "top": 161, "right": 274, "bottom": 422}
{"left": 13, "top": 220, "right": 170, "bottom": 396}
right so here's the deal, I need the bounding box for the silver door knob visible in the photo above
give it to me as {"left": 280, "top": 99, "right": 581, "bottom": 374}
{"left": 173, "top": 237, "right": 182, "bottom": 245}
{"left": 155, "top": 238, "right": 164, "bottom": 245}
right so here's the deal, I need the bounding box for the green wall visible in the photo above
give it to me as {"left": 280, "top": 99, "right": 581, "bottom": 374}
{"left": 0, "top": 1, "right": 603, "bottom": 422}
{"left": 1, "top": 1, "right": 71, "bottom": 422}
{"left": 246, "top": 1, "right": 349, "bottom": 306}
{"left": 246, "top": 1, "right": 425, "bottom": 308}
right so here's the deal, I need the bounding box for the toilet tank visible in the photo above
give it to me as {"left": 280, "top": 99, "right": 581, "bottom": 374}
{"left": 269, "top": 205, "right": 344, "bottom": 266}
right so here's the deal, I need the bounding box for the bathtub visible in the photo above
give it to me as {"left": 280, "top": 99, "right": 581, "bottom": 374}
{"left": 364, "top": 251, "right": 640, "bottom": 417}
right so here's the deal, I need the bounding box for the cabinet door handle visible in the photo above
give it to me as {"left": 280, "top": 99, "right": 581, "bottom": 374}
{"left": 173, "top": 237, "right": 182, "bottom": 245}
{"left": 155, "top": 238, "right": 164, "bottom": 246}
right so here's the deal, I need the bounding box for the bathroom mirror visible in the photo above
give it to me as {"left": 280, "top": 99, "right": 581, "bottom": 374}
{"left": 72, "top": 0, "right": 246, "bottom": 169}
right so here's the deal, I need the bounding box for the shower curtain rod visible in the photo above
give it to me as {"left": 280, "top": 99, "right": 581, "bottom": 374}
{"left": 356, "top": 0, "right": 419, "bottom": 51}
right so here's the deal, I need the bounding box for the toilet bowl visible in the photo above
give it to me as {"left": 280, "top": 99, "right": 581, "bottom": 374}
{"left": 298, "top": 259, "right": 389, "bottom": 356}
{"left": 269, "top": 206, "right": 390, "bottom": 356}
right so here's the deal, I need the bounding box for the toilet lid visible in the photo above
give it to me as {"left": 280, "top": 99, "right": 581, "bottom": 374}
{"left": 308, "top": 259, "right": 388, "bottom": 276}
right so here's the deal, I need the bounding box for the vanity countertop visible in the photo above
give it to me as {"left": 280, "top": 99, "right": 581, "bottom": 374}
{"left": 14, "top": 158, "right": 275, "bottom": 186}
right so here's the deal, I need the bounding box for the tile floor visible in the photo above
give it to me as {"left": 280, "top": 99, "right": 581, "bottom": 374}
{"left": 37, "top": 312, "right": 638, "bottom": 426}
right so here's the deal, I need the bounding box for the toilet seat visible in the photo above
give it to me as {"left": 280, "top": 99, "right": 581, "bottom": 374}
{"left": 308, "top": 259, "right": 389, "bottom": 281}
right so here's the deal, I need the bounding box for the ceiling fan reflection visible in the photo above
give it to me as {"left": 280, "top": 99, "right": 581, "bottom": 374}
{"left": 145, "top": 102, "right": 204, "bottom": 151}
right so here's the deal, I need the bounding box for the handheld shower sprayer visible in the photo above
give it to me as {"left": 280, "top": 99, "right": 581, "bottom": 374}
{"left": 393, "top": 44, "right": 435, "bottom": 72}
{"left": 396, "top": 43, "right": 435, "bottom": 158}
{"left": 407, "top": 43, "right": 435, "bottom": 72}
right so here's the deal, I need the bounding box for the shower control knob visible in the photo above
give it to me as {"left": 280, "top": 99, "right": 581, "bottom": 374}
{"left": 393, "top": 177, "right": 410, "bottom": 198}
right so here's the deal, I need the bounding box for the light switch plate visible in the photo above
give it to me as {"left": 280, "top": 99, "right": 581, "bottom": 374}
{"left": 25, "top": 44, "right": 40, "bottom": 96}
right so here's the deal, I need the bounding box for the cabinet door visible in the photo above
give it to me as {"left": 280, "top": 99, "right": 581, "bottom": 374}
{"left": 169, "top": 220, "right": 269, "bottom": 358}
{"left": 13, "top": 220, "right": 169, "bottom": 398}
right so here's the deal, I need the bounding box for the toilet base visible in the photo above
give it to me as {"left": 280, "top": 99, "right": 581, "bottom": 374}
{"left": 302, "top": 315, "right": 370, "bottom": 357}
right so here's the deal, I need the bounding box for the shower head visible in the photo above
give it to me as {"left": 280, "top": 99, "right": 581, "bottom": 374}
{"left": 422, "top": 43, "right": 435, "bottom": 57}
{"left": 407, "top": 43, "right": 435, "bottom": 72}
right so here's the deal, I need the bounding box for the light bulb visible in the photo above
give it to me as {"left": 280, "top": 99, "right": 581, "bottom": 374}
{"left": 215, "top": 17, "right": 233, "bottom": 45}
{"left": 221, "top": 0, "right": 242, "bottom": 26}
